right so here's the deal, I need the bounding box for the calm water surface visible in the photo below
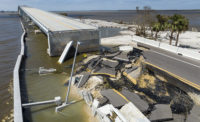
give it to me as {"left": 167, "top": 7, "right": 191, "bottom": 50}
{"left": 0, "top": 13, "right": 22, "bottom": 120}
{"left": 21, "top": 21, "right": 91, "bottom": 122}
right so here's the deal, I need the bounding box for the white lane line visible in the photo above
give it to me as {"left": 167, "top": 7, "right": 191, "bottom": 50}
{"left": 150, "top": 50, "right": 200, "bottom": 69}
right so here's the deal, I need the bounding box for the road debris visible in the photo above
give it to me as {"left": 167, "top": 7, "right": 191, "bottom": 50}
{"left": 38, "top": 67, "right": 56, "bottom": 74}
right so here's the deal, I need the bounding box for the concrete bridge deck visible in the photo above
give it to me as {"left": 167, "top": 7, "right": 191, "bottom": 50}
{"left": 19, "top": 7, "right": 96, "bottom": 32}
{"left": 18, "top": 6, "right": 100, "bottom": 56}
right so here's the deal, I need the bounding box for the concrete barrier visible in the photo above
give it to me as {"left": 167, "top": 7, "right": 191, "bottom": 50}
{"left": 133, "top": 35, "right": 200, "bottom": 61}
{"left": 177, "top": 48, "right": 200, "bottom": 60}
{"left": 159, "top": 43, "right": 178, "bottom": 53}
{"left": 133, "top": 35, "right": 160, "bottom": 47}
{"left": 14, "top": 20, "right": 25, "bottom": 122}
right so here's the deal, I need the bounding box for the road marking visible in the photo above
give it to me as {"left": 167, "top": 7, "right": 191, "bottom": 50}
{"left": 123, "top": 72, "right": 137, "bottom": 85}
{"left": 150, "top": 50, "right": 200, "bottom": 69}
{"left": 92, "top": 72, "right": 116, "bottom": 78}
{"left": 144, "top": 61, "right": 200, "bottom": 91}
{"left": 112, "top": 89, "right": 130, "bottom": 102}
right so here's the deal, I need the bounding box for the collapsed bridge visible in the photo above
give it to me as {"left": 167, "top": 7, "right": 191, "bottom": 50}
{"left": 18, "top": 6, "right": 100, "bottom": 56}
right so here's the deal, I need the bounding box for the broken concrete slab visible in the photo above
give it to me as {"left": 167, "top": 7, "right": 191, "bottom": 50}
{"left": 98, "top": 97, "right": 109, "bottom": 107}
{"left": 100, "top": 89, "right": 128, "bottom": 108}
{"left": 101, "top": 59, "right": 119, "bottom": 68}
{"left": 87, "top": 56, "right": 101, "bottom": 71}
{"left": 120, "top": 102, "right": 150, "bottom": 122}
{"left": 38, "top": 67, "right": 56, "bottom": 74}
{"left": 83, "top": 55, "right": 99, "bottom": 64}
{"left": 121, "top": 89, "right": 149, "bottom": 113}
{"left": 124, "top": 66, "right": 138, "bottom": 74}
{"left": 58, "top": 41, "right": 73, "bottom": 64}
{"left": 77, "top": 72, "right": 90, "bottom": 88}
{"left": 171, "top": 114, "right": 186, "bottom": 122}
{"left": 123, "top": 66, "right": 141, "bottom": 85}
{"left": 93, "top": 67, "right": 116, "bottom": 78}
{"left": 113, "top": 52, "right": 129, "bottom": 62}
{"left": 97, "top": 104, "right": 113, "bottom": 117}
{"left": 119, "top": 46, "right": 133, "bottom": 52}
{"left": 150, "top": 104, "right": 173, "bottom": 122}
{"left": 186, "top": 105, "right": 200, "bottom": 122}
{"left": 104, "top": 51, "right": 121, "bottom": 58}
{"left": 80, "top": 90, "right": 93, "bottom": 105}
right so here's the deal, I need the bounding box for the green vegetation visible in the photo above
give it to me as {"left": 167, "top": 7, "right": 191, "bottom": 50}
{"left": 135, "top": 6, "right": 189, "bottom": 46}
{"left": 59, "top": 13, "right": 68, "bottom": 16}
{"left": 152, "top": 14, "right": 189, "bottom": 46}
{"left": 152, "top": 15, "right": 168, "bottom": 40}
{"left": 169, "top": 14, "right": 189, "bottom": 46}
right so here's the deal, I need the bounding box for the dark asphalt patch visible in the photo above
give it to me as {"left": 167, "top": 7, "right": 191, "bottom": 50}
{"left": 121, "top": 89, "right": 149, "bottom": 113}
{"left": 150, "top": 104, "right": 173, "bottom": 122}
{"left": 101, "top": 89, "right": 128, "bottom": 108}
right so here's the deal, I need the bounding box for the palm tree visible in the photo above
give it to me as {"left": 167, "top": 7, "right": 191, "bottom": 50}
{"left": 152, "top": 22, "right": 160, "bottom": 40}
{"left": 152, "top": 15, "right": 168, "bottom": 40}
{"left": 168, "top": 15, "right": 178, "bottom": 45}
{"left": 168, "top": 14, "right": 189, "bottom": 46}
{"left": 175, "top": 15, "right": 189, "bottom": 46}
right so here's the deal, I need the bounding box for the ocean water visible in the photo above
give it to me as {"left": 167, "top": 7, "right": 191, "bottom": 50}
{"left": 0, "top": 13, "right": 23, "bottom": 119}
{"left": 65, "top": 10, "right": 200, "bottom": 31}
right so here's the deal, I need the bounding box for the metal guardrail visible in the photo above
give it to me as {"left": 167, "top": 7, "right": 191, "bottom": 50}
{"left": 14, "top": 20, "right": 25, "bottom": 122}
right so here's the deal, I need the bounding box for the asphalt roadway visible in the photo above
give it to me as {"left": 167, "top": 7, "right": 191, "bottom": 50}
{"left": 142, "top": 46, "right": 200, "bottom": 88}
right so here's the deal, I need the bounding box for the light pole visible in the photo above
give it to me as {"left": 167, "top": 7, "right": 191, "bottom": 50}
{"left": 55, "top": 41, "right": 80, "bottom": 112}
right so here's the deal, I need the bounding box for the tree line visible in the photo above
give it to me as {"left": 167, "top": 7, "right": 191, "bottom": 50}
{"left": 135, "top": 6, "right": 189, "bottom": 46}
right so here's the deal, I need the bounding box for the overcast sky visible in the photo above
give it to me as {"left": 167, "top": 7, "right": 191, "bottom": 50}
{"left": 1, "top": 0, "right": 200, "bottom": 11}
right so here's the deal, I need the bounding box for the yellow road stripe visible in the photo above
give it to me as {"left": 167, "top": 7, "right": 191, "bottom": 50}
{"left": 144, "top": 61, "right": 200, "bottom": 91}
{"left": 92, "top": 72, "right": 115, "bottom": 78}
{"left": 112, "top": 89, "right": 130, "bottom": 102}
{"left": 86, "top": 68, "right": 91, "bottom": 72}
{"left": 123, "top": 72, "right": 137, "bottom": 85}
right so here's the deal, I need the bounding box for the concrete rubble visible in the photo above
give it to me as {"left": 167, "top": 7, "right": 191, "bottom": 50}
{"left": 113, "top": 52, "right": 129, "bottom": 62}
{"left": 149, "top": 104, "right": 173, "bottom": 122}
{"left": 77, "top": 72, "right": 90, "bottom": 88}
{"left": 100, "top": 89, "right": 128, "bottom": 108}
{"left": 70, "top": 45, "right": 195, "bottom": 122}
{"left": 120, "top": 89, "right": 149, "bottom": 113}
{"left": 186, "top": 105, "right": 200, "bottom": 122}
{"left": 119, "top": 46, "right": 133, "bottom": 52}
{"left": 101, "top": 59, "right": 119, "bottom": 68}
{"left": 120, "top": 102, "right": 150, "bottom": 122}
{"left": 93, "top": 67, "right": 116, "bottom": 78}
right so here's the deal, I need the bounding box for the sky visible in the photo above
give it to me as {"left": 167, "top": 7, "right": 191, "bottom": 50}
{"left": 1, "top": 0, "right": 200, "bottom": 11}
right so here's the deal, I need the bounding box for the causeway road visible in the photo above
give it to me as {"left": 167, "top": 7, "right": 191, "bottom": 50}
{"left": 142, "top": 46, "right": 200, "bottom": 88}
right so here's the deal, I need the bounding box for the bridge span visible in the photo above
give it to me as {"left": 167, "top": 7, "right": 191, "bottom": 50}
{"left": 18, "top": 6, "right": 100, "bottom": 56}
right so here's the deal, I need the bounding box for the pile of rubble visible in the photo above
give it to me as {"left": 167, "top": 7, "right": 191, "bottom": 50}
{"left": 69, "top": 46, "right": 194, "bottom": 122}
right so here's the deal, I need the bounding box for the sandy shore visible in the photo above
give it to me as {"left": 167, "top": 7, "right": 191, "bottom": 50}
{"left": 79, "top": 18, "right": 200, "bottom": 52}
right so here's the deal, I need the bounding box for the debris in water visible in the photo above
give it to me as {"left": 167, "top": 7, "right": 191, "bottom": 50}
{"left": 38, "top": 67, "right": 56, "bottom": 74}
